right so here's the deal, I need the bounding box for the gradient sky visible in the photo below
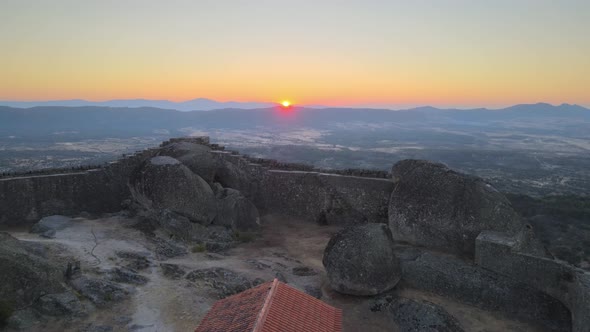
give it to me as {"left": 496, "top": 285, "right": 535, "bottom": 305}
{"left": 1, "top": 0, "right": 589, "bottom": 108}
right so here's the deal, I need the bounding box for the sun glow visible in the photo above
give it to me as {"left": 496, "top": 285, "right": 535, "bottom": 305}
{"left": 281, "top": 100, "right": 291, "bottom": 107}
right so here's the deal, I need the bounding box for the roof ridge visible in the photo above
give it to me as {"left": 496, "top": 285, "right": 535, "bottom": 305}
{"left": 252, "top": 278, "right": 279, "bottom": 332}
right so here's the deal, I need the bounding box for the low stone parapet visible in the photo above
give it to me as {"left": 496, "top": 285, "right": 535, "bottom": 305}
{"left": 475, "top": 231, "right": 590, "bottom": 332}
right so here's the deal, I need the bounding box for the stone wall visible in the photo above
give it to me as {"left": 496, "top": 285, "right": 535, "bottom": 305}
{"left": 260, "top": 170, "right": 392, "bottom": 224}
{"left": 0, "top": 137, "right": 393, "bottom": 226}
{"left": 1, "top": 136, "right": 589, "bottom": 331}
{"left": 475, "top": 231, "right": 590, "bottom": 332}
{"left": 208, "top": 150, "right": 393, "bottom": 225}
{"left": 397, "top": 247, "right": 571, "bottom": 330}
{"left": 0, "top": 147, "right": 159, "bottom": 226}
{"left": 0, "top": 170, "right": 122, "bottom": 225}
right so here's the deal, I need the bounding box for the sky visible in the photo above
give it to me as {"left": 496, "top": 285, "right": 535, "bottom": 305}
{"left": 1, "top": 0, "right": 589, "bottom": 108}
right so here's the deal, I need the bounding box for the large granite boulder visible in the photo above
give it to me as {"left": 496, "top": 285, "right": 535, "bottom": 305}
{"left": 150, "top": 209, "right": 235, "bottom": 252}
{"left": 389, "top": 159, "right": 526, "bottom": 256}
{"left": 130, "top": 156, "right": 217, "bottom": 224}
{"left": 213, "top": 157, "right": 255, "bottom": 195}
{"left": 158, "top": 142, "right": 217, "bottom": 183}
{"left": 0, "top": 233, "right": 66, "bottom": 309}
{"left": 213, "top": 187, "right": 260, "bottom": 231}
{"left": 323, "top": 224, "right": 401, "bottom": 295}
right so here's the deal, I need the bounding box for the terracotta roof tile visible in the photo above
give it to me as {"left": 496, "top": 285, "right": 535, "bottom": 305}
{"left": 258, "top": 282, "right": 342, "bottom": 332}
{"left": 195, "top": 280, "right": 273, "bottom": 332}
{"left": 195, "top": 279, "right": 342, "bottom": 332}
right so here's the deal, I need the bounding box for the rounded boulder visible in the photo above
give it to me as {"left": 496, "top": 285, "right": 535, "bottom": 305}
{"left": 213, "top": 187, "right": 260, "bottom": 231}
{"left": 322, "top": 223, "right": 401, "bottom": 296}
{"left": 158, "top": 142, "right": 217, "bottom": 183}
{"left": 130, "top": 156, "right": 217, "bottom": 224}
{"left": 388, "top": 159, "right": 526, "bottom": 256}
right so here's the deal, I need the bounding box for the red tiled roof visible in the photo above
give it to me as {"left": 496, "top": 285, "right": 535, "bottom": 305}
{"left": 195, "top": 279, "right": 342, "bottom": 332}
{"left": 195, "top": 280, "right": 273, "bottom": 332}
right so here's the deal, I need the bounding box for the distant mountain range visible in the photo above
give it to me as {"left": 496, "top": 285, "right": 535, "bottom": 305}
{"left": 0, "top": 98, "right": 277, "bottom": 111}
{"left": 0, "top": 103, "right": 588, "bottom": 140}
{"left": 1, "top": 98, "right": 588, "bottom": 114}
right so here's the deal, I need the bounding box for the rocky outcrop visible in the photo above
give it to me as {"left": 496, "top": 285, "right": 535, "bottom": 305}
{"left": 373, "top": 297, "right": 465, "bottom": 332}
{"left": 158, "top": 141, "right": 217, "bottom": 183}
{"left": 261, "top": 170, "right": 393, "bottom": 225}
{"left": 0, "top": 233, "right": 67, "bottom": 309}
{"left": 476, "top": 231, "right": 588, "bottom": 332}
{"left": 146, "top": 210, "right": 236, "bottom": 252}
{"left": 185, "top": 267, "right": 264, "bottom": 298}
{"left": 160, "top": 263, "right": 186, "bottom": 280}
{"left": 129, "top": 156, "right": 217, "bottom": 224}
{"left": 388, "top": 159, "right": 528, "bottom": 256}
{"left": 68, "top": 276, "right": 133, "bottom": 308}
{"left": 115, "top": 251, "right": 152, "bottom": 271}
{"left": 30, "top": 215, "right": 75, "bottom": 234}
{"left": 397, "top": 247, "right": 571, "bottom": 330}
{"left": 107, "top": 267, "right": 149, "bottom": 285}
{"left": 33, "top": 292, "right": 86, "bottom": 317}
{"left": 213, "top": 187, "right": 260, "bottom": 231}
{"left": 130, "top": 152, "right": 260, "bottom": 237}
{"left": 323, "top": 224, "right": 401, "bottom": 295}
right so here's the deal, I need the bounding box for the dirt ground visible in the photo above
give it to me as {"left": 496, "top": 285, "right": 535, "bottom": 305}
{"left": 5, "top": 214, "right": 553, "bottom": 332}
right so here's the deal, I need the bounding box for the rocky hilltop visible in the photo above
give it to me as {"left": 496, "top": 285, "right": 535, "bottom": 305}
{"left": 0, "top": 137, "right": 588, "bottom": 332}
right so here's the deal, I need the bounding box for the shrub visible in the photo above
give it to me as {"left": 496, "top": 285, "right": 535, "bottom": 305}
{"left": 191, "top": 243, "right": 206, "bottom": 253}
{"left": 0, "top": 301, "right": 14, "bottom": 327}
{"left": 232, "top": 230, "right": 257, "bottom": 243}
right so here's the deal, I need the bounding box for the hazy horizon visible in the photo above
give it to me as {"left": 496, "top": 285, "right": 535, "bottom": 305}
{"left": 1, "top": 97, "right": 589, "bottom": 111}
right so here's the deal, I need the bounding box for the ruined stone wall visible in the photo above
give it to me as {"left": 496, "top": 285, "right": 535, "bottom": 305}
{"left": 260, "top": 170, "right": 392, "bottom": 224}
{"left": 208, "top": 150, "right": 393, "bottom": 225}
{"left": 475, "top": 231, "right": 590, "bottom": 332}
{"left": 0, "top": 137, "right": 392, "bottom": 226}
{"left": 0, "top": 170, "right": 123, "bottom": 225}
{"left": 0, "top": 136, "right": 588, "bottom": 331}
{"left": 0, "top": 147, "right": 159, "bottom": 226}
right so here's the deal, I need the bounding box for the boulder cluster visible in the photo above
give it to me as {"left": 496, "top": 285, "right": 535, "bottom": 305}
{"left": 322, "top": 159, "right": 535, "bottom": 297}
{"left": 129, "top": 142, "right": 260, "bottom": 235}
{"left": 2, "top": 138, "right": 558, "bottom": 331}
{"left": 321, "top": 159, "right": 546, "bottom": 331}
{"left": 388, "top": 159, "right": 531, "bottom": 257}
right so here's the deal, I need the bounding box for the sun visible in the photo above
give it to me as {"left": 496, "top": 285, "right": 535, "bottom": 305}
{"left": 281, "top": 100, "right": 291, "bottom": 107}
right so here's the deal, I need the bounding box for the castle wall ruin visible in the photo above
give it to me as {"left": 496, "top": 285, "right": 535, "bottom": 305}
{"left": 1, "top": 136, "right": 588, "bottom": 331}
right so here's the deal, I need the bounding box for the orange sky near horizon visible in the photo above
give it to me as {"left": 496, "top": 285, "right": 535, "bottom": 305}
{"left": 1, "top": 1, "right": 589, "bottom": 108}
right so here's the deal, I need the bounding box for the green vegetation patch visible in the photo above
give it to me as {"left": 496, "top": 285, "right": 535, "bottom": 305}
{"left": 0, "top": 301, "right": 14, "bottom": 327}
{"left": 232, "top": 230, "right": 257, "bottom": 243}
{"left": 191, "top": 243, "right": 206, "bottom": 253}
